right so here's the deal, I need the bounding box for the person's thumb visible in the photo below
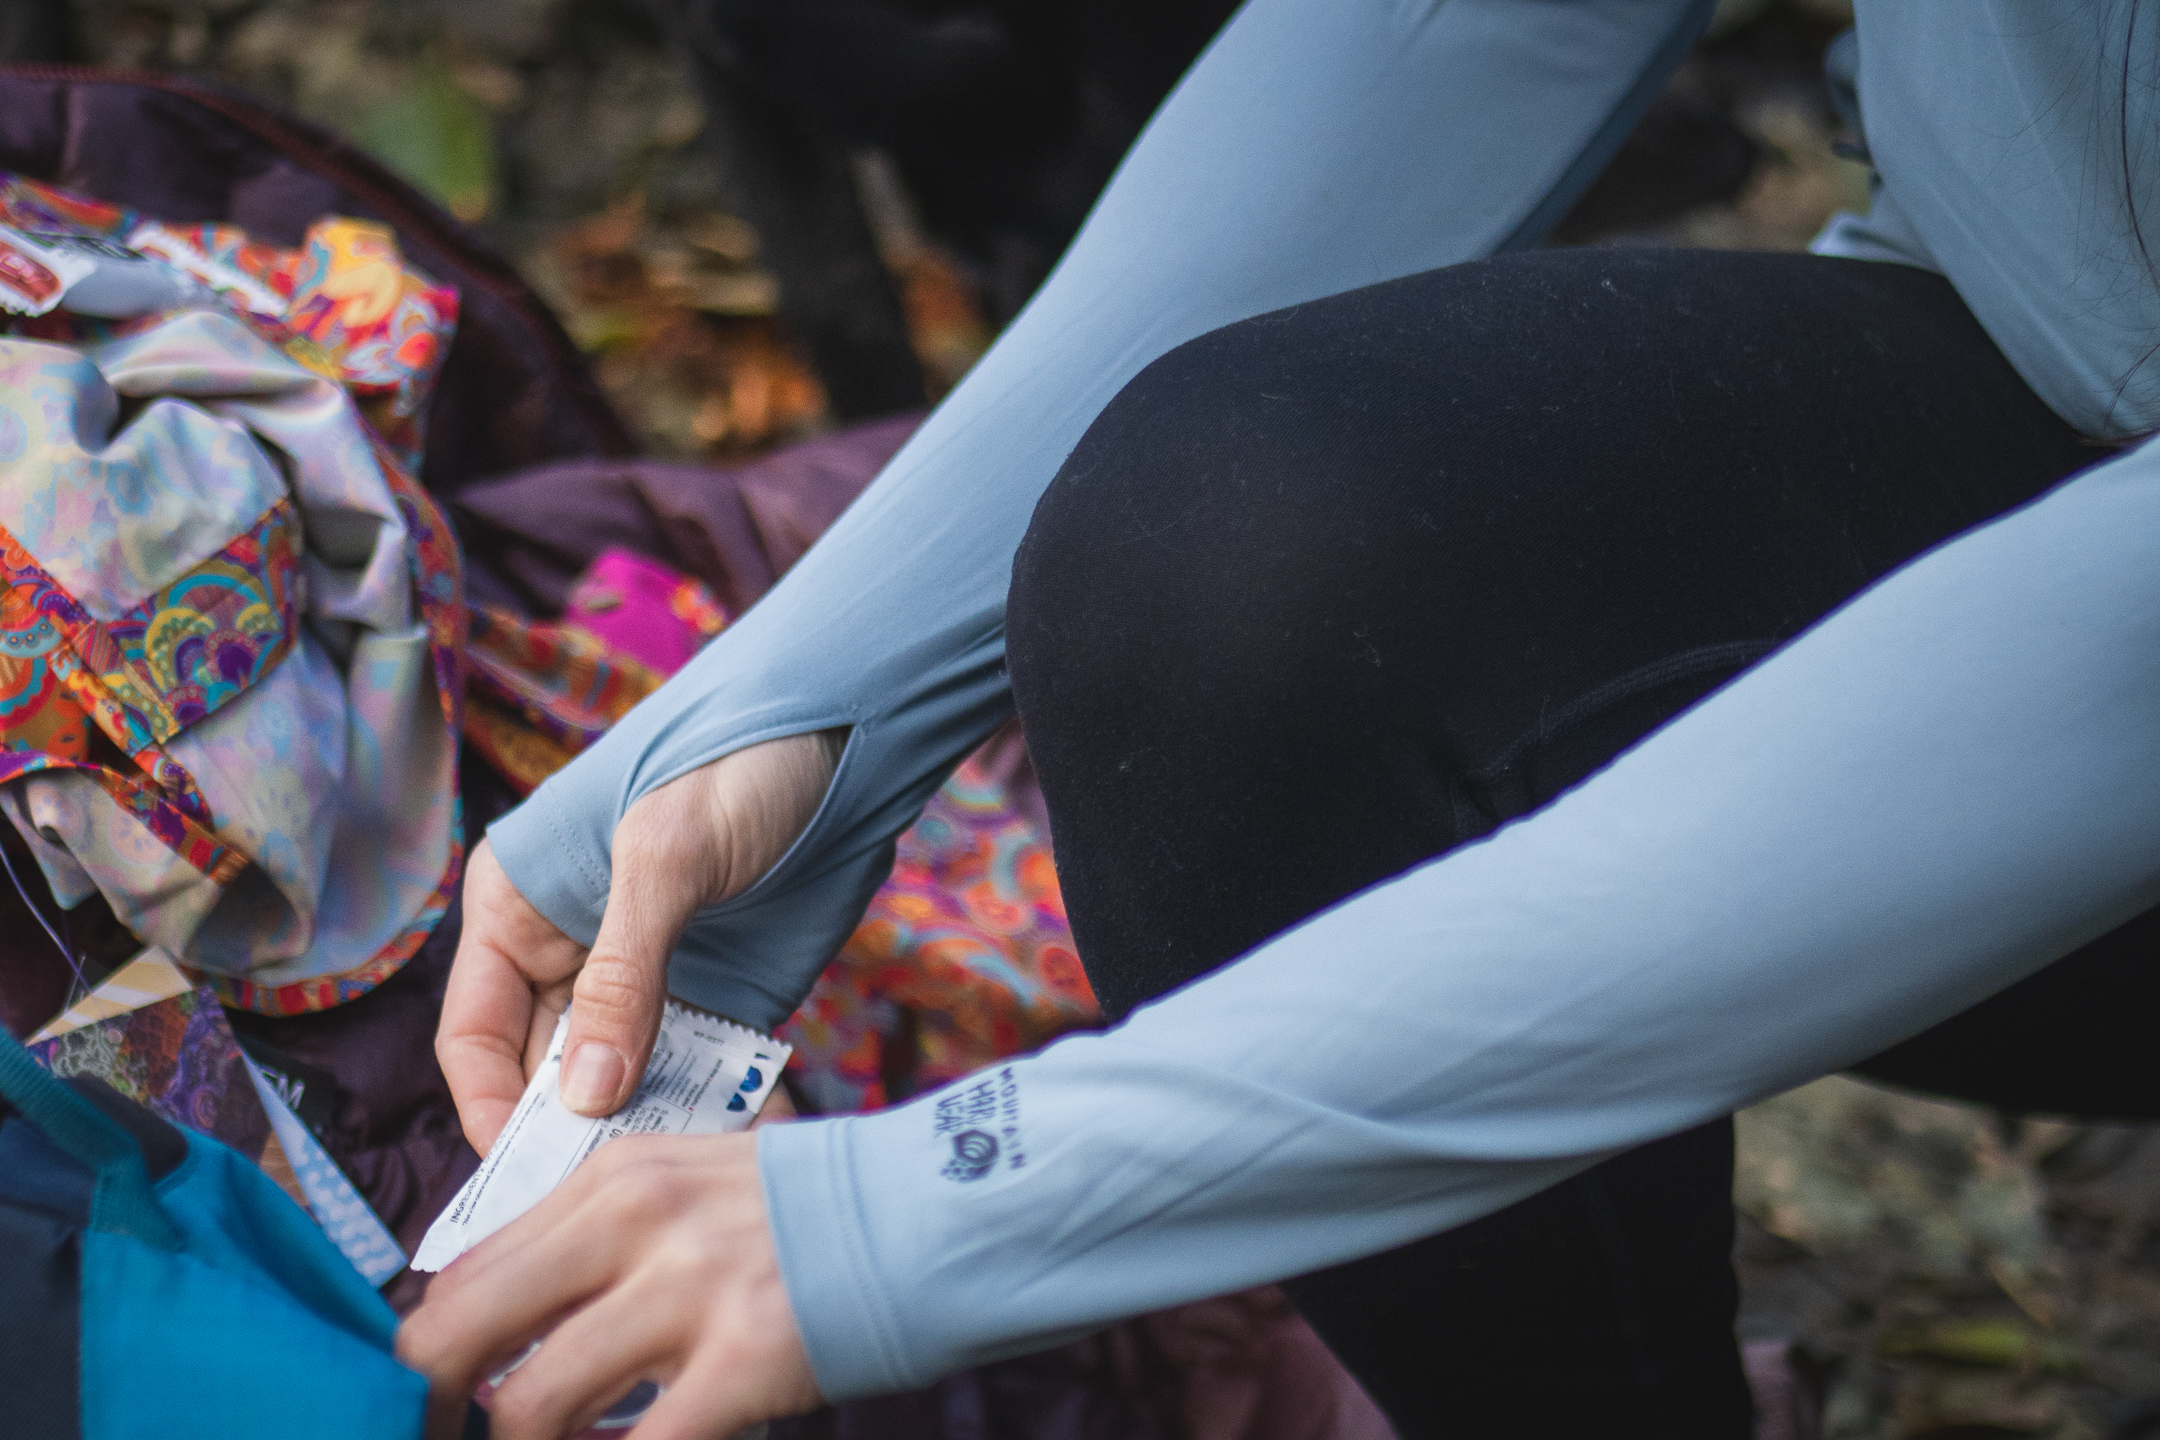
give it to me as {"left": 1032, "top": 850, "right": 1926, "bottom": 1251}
{"left": 559, "top": 790, "right": 710, "bottom": 1116}
{"left": 559, "top": 732, "right": 844, "bottom": 1117}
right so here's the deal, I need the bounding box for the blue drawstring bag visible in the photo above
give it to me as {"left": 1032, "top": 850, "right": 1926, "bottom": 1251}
{"left": 0, "top": 1025, "right": 431, "bottom": 1439}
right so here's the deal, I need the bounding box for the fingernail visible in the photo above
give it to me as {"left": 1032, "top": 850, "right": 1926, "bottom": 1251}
{"left": 561, "top": 1042, "right": 626, "bottom": 1115}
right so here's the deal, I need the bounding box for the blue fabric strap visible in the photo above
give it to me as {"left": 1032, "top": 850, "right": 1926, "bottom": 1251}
{"left": 0, "top": 1030, "right": 181, "bottom": 1249}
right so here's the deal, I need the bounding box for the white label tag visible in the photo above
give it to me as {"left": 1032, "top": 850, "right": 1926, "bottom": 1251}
{"left": 413, "top": 1001, "right": 790, "bottom": 1272}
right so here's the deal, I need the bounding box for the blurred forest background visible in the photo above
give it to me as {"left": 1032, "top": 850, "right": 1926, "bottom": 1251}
{"left": 8, "top": 1, "right": 2160, "bottom": 1436}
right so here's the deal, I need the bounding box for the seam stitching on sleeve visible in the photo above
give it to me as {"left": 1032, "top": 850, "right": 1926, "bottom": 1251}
{"left": 540, "top": 785, "right": 609, "bottom": 896}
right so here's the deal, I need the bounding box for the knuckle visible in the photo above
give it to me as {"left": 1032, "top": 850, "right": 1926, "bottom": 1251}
{"left": 581, "top": 1136, "right": 641, "bottom": 1181}
{"left": 395, "top": 1314, "right": 445, "bottom": 1367}
{"left": 592, "top": 1148, "right": 685, "bottom": 1224}
{"left": 650, "top": 1225, "right": 725, "bottom": 1279}
{"left": 579, "top": 1136, "right": 641, "bottom": 1182}
{"left": 572, "top": 962, "right": 657, "bottom": 1022}
{"left": 488, "top": 1380, "right": 552, "bottom": 1435}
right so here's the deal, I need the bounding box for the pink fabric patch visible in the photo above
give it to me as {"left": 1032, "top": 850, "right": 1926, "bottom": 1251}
{"left": 563, "top": 547, "right": 728, "bottom": 677}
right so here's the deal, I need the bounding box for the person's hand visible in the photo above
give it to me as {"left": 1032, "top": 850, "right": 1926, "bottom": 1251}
{"left": 438, "top": 731, "right": 844, "bottom": 1153}
{"left": 396, "top": 1125, "right": 822, "bottom": 1440}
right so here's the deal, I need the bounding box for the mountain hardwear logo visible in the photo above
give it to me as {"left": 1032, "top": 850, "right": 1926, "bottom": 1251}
{"left": 941, "top": 1129, "right": 999, "bottom": 1182}
{"left": 932, "top": 1067, "right": 1026, "bottom": 1181}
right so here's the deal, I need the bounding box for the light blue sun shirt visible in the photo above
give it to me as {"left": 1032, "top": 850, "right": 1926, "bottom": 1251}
{"left": 486, "top": 0, "right": 2160, "bottom": 1398}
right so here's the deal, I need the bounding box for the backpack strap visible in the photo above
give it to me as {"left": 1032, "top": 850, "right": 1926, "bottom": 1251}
{"left": 0, "top": 1029, "right": 180, "bottom": 1249}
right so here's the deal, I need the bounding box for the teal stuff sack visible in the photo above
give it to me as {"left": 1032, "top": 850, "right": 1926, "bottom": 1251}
{"left": 0, "top": 1026, "right": 429, "bottom": 1439}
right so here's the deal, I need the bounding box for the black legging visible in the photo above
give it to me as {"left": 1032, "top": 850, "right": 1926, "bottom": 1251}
{"left": 1004, "top": 248, "right": 2160, "bottom": 1440}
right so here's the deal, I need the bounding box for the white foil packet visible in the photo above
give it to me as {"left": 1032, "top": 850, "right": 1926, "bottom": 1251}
{"left": 414, "top": 1001, "right": 790, "bottom": 1272}
{"left": 0, "top": 225, "right": 93, "bottom": 314}
{"left": 31, "top": 231, "right": 208, "bottom": 316}
{"left": 0, "top": 226, "right": 210, "bottom": 317}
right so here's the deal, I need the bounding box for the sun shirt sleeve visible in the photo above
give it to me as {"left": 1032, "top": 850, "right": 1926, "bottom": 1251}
{"left": 762, "top": 435, "right": 2160, "bottom": 1398}
{"left": 486, "top": 0, "right": 1717, "bottom": 1031}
